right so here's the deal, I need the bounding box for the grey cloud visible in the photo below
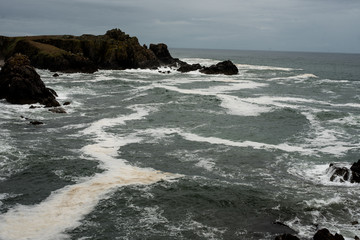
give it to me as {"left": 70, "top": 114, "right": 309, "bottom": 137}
{"left": 0, "top": 0, "right": 359, "bottom": 53}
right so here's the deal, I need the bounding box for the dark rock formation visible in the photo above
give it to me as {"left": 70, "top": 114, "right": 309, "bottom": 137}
{"left": 313, "top": 228, "right": 344, "bottom": 240}
{"left": 0, "top": 29, "right": 161, "bottom": 73}
{"left": 30, "top": 120, "right": 44, "bottom": 125}
{"left": 177, "top": 63, "right": 203, "bottom": 73}
{"left": 274, "top": 233, "right": 300, "bottom": 240}
{"left": 149, "top": 43, "right": 182, "bottom": 66}
{"left": 0, "top": 29, "right": 239, "bottom": 75}
{"left": 350, "top": 159, "right": 360, "bottom": 183}
{"left": 200, "top": 60, "right": 239, "bottom": 75}
{"left": 328, "top": 160, "right": 360, "bottom": 183}
{"left": 0, "top": 54, "right": 60, "bottom": 107}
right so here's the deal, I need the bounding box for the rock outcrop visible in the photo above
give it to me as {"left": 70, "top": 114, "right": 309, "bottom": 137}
{"left": 200, "top": 60, "right": 239, "bottom": 75}
{"left": 328, "top": 159, "right": 360, "bottom": 183}
{"left": 275, "top": 228, "right": 355, "bottom": 240}
{"left": 313, "top": 228, "right": 345, "bottom": 240}
{"left": 0, "top": 29, "right": 160, "bottom": 73}
{"left": 177, "top": 63, "right": 203, "bottom": 73}
{"left": 0, "top": 29, "right": 239, "bottom": 75}
{"left": 0, "top": 54, "right": 60, "bottom": 107}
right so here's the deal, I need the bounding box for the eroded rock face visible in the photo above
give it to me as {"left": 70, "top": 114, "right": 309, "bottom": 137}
{"left": 0, "top": 54, "right": 60, "bottom": 107}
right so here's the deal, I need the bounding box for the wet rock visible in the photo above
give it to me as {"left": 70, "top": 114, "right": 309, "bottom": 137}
{"left": 351, "top": 221, "right": 359, "bottom": 225}
{"left": 0, "top": 54, "right": 60, "bottom": 107}
{"left": 49, "top": 107, "right": 66, "bottom": 113}
{"left": 63, "top": 101, "right": 71, "bottom": 106}
{"left": 274, "top": 233, "right": 300, "bottom": 240}
{"left": 177, "top": 63, "right": 203, "bottom": 73}
{"left": 30, "top": 120, "right": 44, "bottom": 125}
{"left": 29, "top": 105, "right": 41, "bottom": 109}
{"left": 200, "top": 60, "right": 238, "bottom": 75}
{"left": 53, "top": 73, "right": 59, "bottom": 77}
{"left": 313, "top": 228, "right": 344, "bottom": 240}
{"left": 329, "top": 160, "right": 360, "bottom": 183}
{"left": 350, "top": 159, "right": 360, "bottom": 183}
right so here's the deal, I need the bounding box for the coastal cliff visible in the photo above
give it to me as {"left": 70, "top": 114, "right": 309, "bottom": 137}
{"left": 0, "top": 29, "right": 165, "bottom": 73}
{"left": 0, "top": 29, "right": 238, "bottom": 75}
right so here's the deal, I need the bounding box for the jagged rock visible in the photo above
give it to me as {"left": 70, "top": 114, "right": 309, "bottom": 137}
{"left": 313, "top": 228, "right": 344, "bottom": 240}
{"left": 274, "top": 233, "right": 300, "bottom": 240}
{"left": 0, "top": 29, "right": 160, "bottom": 72}
{"left": 0, "top": 29, "right": 239, "bottom": 75}
{"left": 49, "top": 107, "right": 67, "bottom": 113}
{"left": 0, "top": 54, "right": 60, "bottom": 107}
{"left": 200, "top": 60, "right": 239, "bottom": 75}
{"left": 328, "top": 160, "right": 360, "bottom": 183}
{"left": 149, "top": 43, "right": 176, "bottom": 65}
{"left": 350, "top": 159, "right": 360, "bottom": 183}
{"left": 177, "top": 63, "right": 203, "bottom": 73}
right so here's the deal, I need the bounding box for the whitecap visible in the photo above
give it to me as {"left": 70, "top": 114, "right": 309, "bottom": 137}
{"left": 236, "top": 64, "right": 298, "bottom": 72}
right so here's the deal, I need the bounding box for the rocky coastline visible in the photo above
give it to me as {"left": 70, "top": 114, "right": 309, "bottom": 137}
{"left": 0, "top": 28, "right": 238, "bottom": 75}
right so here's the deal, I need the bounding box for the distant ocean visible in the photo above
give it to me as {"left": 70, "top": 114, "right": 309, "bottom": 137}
{"left": 0, "top": 49, "right": 359, "bottom": 240}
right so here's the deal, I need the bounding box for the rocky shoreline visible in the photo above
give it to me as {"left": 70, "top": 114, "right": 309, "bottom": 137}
{"left": 0, "top": 28, "right": 238, "bottom": 75}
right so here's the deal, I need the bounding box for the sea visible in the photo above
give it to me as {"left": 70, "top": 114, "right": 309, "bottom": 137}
{"left": 0, "top": 49, "right": 359, "bottom": 240}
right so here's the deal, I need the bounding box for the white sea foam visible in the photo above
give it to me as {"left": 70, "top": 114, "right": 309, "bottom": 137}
{"left": 139, "top": 127, "right": 312, "bottom": 155}
{"left": 237, "top": 64, "right": 297, "bottom": 72}
{"left": 269, "top": 73, "right": 318, "bottom": 82}
{"left": 218, "top": 94, "right": 271, "bottom": 116}
{"left": 152, "top": 81, "right": 270, "bottom": 116}
{"left": 0, "top": 104, "right": 177, "bottom": 240}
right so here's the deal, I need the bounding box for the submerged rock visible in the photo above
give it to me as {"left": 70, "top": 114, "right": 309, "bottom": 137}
{"left": 30, "top": 120, "right": 44, "bottom": 125}
{"left": 328, "top": 159, "right": 360, "bottom": 183}
{"left": 49, "top": 107, "right": 67, "bottom": 114}
{"left": 200, "top": 60, "right": 239, "bottom": 75}
{"left": 0, "top": 54, "right": 60, "bottom": 107}
{"left": 313, "top": 228, "right": 344, "bottom": 240}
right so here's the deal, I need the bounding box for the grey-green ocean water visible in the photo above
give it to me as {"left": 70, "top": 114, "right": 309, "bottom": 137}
{"left": 0, "top": 49, "right": 359, "bottom": 240}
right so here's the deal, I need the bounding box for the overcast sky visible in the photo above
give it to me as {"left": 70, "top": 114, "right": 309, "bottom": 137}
{"left": 1, "top": 0, "right": 359, "bottom": 53}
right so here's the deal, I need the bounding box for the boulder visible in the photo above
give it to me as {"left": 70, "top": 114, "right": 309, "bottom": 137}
{"left": 0, "top": 54, "right": 60, "bottom": 107}
{"left": 200, "top": 60, "right": 239, "bottom": 75}
{"left": 177, "top": 63, "right": 203, "bottom": 73}
{"left": 313, "top": 228, "right": 344, "bottom": 240}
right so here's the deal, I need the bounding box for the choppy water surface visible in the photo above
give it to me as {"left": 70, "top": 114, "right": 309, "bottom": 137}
{"left": 0, "top": 49, "right": 359, "bottom": 240}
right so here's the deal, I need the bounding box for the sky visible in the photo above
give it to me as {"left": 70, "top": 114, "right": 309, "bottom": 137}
{"left": 0, "top": 0, "right": 360, "bottom": 53}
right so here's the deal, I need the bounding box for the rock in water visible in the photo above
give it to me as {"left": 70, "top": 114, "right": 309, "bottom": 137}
{"left": 350, "top": 159, "right": 360, "bottom": 183}
{"left": 0, "top": 54, "right": 60, "bottom": 107}
{"left": 200, "top": 60, "right": 239, "bottom": 75}
{"left": 177, "top": 63, "right": 203, "bottom": 73}
{"left": 313, "top": 228, "right": 344, "bottom": 240}
{"left": 328, "top": 160, "right": 360, "bottom": 183}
